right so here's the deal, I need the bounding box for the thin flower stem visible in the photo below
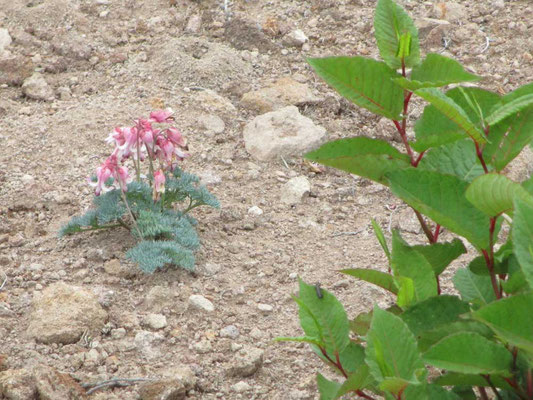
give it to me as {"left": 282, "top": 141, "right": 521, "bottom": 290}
{"left": 118, "top": 184, "right": 142, "bottom": 239}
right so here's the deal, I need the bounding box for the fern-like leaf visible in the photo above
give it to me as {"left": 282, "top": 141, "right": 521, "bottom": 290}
{"left": 58, "top": 210, "right": 98, "bottom": 237}
{"left": 126, "top": 240, "right": 195, "bottom": 273}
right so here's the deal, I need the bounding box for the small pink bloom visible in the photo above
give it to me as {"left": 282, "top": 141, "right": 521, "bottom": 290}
{"left": 166, "top": 127, "right": 186, "bottom": 147}
{"left": 90, "top": 154, "right": 131, "bottom": 196}
{"left": 153, "top": 170, "right": 166, "bottom": 200}
{"left": 119, "top": 126, "right": 139, "bottom": 158}
{"left": 149, "top": 109, "right": 174, "bottom": 123}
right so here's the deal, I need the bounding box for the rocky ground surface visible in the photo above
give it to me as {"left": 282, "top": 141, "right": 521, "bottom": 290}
{"left": 1, "top": 0, "right": 533, "bottom": 399}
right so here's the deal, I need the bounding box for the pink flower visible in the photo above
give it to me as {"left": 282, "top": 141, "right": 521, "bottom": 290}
{"left": 149, "top": 110, "right": 174, "bottom": 123}
{"left": 153, "top": 170, "right": 166, "bottom": 200}
{"left": 166, "top": 127, "right": 186, "bottom": 147}
{"left": 90, "top": 154, "right": 131, "bottom": 196}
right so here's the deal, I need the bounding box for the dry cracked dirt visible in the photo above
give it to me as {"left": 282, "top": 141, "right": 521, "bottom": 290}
{"left": 1, "top": 0, "right": 533, "bottom": 399}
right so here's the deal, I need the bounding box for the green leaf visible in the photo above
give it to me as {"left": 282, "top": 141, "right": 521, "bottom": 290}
{"left": 415, "top": 88, "right": 487, "bottom": 144}
{"left": 400, "top": 295, "right": 470, "bottom": 336}
{"left": 372, "top": 218, "right": 391, "bottom": 261}
{"left": 336, "top": 365, "right": 373, "bottom": 398}
{"left": 411, "top": 239, "right": 467, "bottom": 276}
{"left": 435, "top": 372, "right": 513, "bottom": 390}
{"left": 474, "top": 292, "right": 533, "bottom": 355}
{"left": 396, "top": 276, "right": 416, "bottom": 308}
{"left": 485, "top": 106, "right": 533, "bottom": 171}
{"left": 374, "top": 0, "right": 420, "bottom": 69}
{"left": 317, "top": 374, "right": 341, "bottom": 400}
{"left": 413, "top": 88, "right": 500, "bottom": 152}
{"left": 341, "top": 268, "right": 398, "bottom": 295}
{"left": 307, "top": 56, "right": 404, "bottom": 119}
{"left": 350, "top": 310, "right": 373, "bottom": 337}
{"left": 417, "top": 139, "right": 486, "bottom": 182}
{"left": 466, "top": 173, "right": 533, "bottom": 217}
{"left": 453, "top": 268, "right": 496, "bottom": 306}
{"left": 418, "top": 320, "right": 494, "bottom": 353}
{"left": 393, "top": 54, "right": 480, "bottom": 91}
{"left": 423, "top": 332, "right": 513, "bottom": 375}
{"left": 391, "top": 231, "right": 438, "bottom": 302}
{"left": 402, "top": 383, "right": 461, "bottom": 400}
{"left": 295, "top": 279, "right": 350, "bottom": 355}
{"left": 273, "top": 336, "right": 323, "bottom": 347}
{"left": 387, "top": 169, "right": 490, "bottom": 249}
{"left": 365, "top": 307, "right": 424, "bottom": 391}
{"left": 338, "top": 342, "right": 367, "bottom": 374}
{"left": 305, "top": 137, "right": 410, "bottom": 185}
{"left": 513, "top": 198, "right": 533, "bottom": 289}
{"left": 486, "top": 81, "right": 533, "bottom": 125}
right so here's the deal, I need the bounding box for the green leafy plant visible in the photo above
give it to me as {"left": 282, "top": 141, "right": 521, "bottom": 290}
{"left": 277, "top": 0, "right": 533, "bottom": 398}
{"left": 60, "top": 110, "right": 219, "bottom": 273}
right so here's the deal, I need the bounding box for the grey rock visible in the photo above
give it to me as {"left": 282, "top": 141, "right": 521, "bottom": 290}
{"left": 193, "top": 339, "right": 212, "bottom": 354}
{"left": 257, "top": 303, "right": 274, "bottom": 314}
{"left": 0, "top": 303, "right": 14, "bottom": 318}
{"left": 0, "top": 29, "right": 12, "bottom": 54}
{"left": 492, "top": 0, "right": 505, "bottom": 9}
{"left": 185, "top": 14, "right": 202, "bottom": 34}
{"left": 228, "top": 346, "right": 264, "bottom": 377}
{"left": 282, "top": 29, "right": 308, "bottom": 47}
{"left": 241, "top": 77, "right": 321, "bottom": 113}
{"left": 143, "top": 313, "right": 168, "bottom": 330}
{"left": 134, "top": 330, "right": 164, "bottom": 360}
{"left": 201, "top": 262, "right": 221, "bottom": 276}
{"left": 243, "top": 106, "right": 326, "bottom": 161}
{"left": 188, "top": 295, "right": 214, "bottom": 312}
{"left": 22, "top": 73, "right": 54, "bottom": 101}
{"left": 247, "top": 206, "right": 263, "bottom": 216}
{"left": 220, "top": 325, "right": 240, "bottom": 339}
{"left": 281, "top": 176, "right": 311, "bottom": 205}
{"left": 103, "top": 259, "right": 134, "bottom": 278}
{"left": 110, "top": 328, "right": 126, "bottom": 340}
{"left": 197, "top": 170, "right": 222, "bottom": 186}
{"left": 232, "top": 381, "right": 252, "bottom": 393}
{"left": 26, "top": 282, "right": 107, "bottom": 344}
{"left": 199, "top": 114, "right": 225, "bottom": 134}
{"left": 145, "top": 285, "right": 173, "bottom": 309}
{"left": 139, "top": 367, "right": 196, "bottom": 400}
{"left": 432, "top": 2, "right": 467, "bottom": 22}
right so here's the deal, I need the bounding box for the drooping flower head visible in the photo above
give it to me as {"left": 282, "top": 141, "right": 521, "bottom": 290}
{"left": 90, "top": 152, "right": 131, "bottom": 196}
{"left": 149, "top": 109, "right": 174, "bottom": 123}
{"left": 153, "top": 169, "right": 166, "bottom": 201}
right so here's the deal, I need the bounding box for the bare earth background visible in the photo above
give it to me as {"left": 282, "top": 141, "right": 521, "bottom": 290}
{"left": 1, "top": 0, "right": 533, "bottom": 399}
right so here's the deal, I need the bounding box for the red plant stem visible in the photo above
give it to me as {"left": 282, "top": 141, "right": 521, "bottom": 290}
{"left": 433, "top": 224, "right": 441, "bottom": 242}
{"left": 413, "top": 209, "right": 436, "bottom": 243}
{"left": 478, "top": 386, "right": 489, "bottom": 400}
{"left": 393, "top": 120, "right": 415, "bottom": 162}
{"left": 526, "top": 368, "right": 533, "bottom": 399}
{"left": 319, "top": 347, "right": 376, "bottom": 400}
{"left": 413, "top": 151, "right": 426, "bottom": 167}
{"left": 482, "top": 248, "right": 501, "bottom": 299}
{"left": 475, "top": 141, "right": 489, "bottom": 173}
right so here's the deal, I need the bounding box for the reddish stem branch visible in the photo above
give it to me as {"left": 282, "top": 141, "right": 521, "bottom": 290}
{"left": 475, "top": 141, "right": 489, "bottom": 173}
{"left": 433, "top": 224, "right": 441, "bottom": 242}
{"left": 478, "top": 386, "right": 490, "bottom": 400}
{"left": 413, "top": 151, "right": 426, "bottom": 167}
{"left": 413, "top": 209, "right": 436, "bottom": 243}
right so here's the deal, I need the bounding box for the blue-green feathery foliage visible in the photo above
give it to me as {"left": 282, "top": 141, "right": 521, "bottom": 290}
{"left": 60, "top": 167, "right": 218, "bottom": 273}
{"left": 59, "top": 210, "right": 98, "bottom": 237}
{"left": 126, "top": 240, "right": 195, "bottom": 273}
{"left": 165, "top": 167, "right": 220, "bottom": 210}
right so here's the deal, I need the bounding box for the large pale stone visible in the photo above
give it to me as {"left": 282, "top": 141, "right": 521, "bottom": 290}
{"left": 241, "top": 77, "right": 321, "bottom": 113}
{"left": 281, "top": 176, "right": 311, "bottom": 205}
{"left": 27, "top": 282, "right": 107, "bottom": 344}
{"left": 22, "top": 73, "right": 54, "bottom": 101}
{"left": 243, "top": 106, "right": 326, "bottom": 161}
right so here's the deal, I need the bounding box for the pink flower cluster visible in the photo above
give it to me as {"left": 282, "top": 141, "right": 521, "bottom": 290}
{"left": 90, "top": 110, "right": 189, "bottom": 196}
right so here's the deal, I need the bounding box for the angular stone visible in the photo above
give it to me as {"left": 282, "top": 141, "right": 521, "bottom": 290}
{"left": 280, "top": 176, "right": 311, "bottom": 205}
{"left": 220, "top": 325, "right": 240, "bottom": 339}
{"left": 228, "top": 346, "right": 264, "bottom": 377}
{"left": 139, "top": 367, "right": 196, "bottom": 400}
{"left": 143, "top": 313, "right": 168, "bottom": 330}
{"left": 241, "top": 77, "right": 321, "bottom": 113}
{"left": 134, "top": 330, "right": 164, "bottom": 360}
{"left": 0, "top": 56, "right": 34, "bottom": 86}
{"left": 26, "top": 282, "right": 107, "bottom": 344}
{"left": 0, "top": 29, "right": 12, "bottom": 54}
{"left": 243, "top": 106, "right": 326, "bottom": 161}
{"left": 432, "top": 2, "right": 467, "bottom": 22}
{"left": 22, "top": 73, "right": 54, "bottom": 101}
{"left": 282, "top": 29, "right": 308, "bottom": 47}
{"left": 188, "top": 295, "right": 214, "bottom": 312}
